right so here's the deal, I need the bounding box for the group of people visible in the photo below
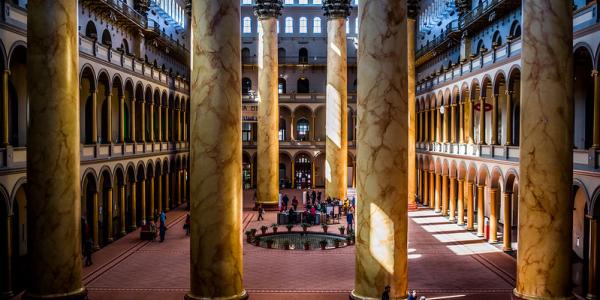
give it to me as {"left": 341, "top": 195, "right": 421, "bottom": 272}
{"left": 142, "top": 210, "right": 168, "bottom": 242}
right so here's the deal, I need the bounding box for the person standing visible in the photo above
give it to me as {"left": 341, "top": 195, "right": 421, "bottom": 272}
{"left": 381, "top": 285, "right": 391, "bottom": 300}
{"left": 159, "top": 210, "right": 167, "bottom": 242}
{"left": 347, "top": 205, "right": 354, "bottom": 232}
{"left": 184, "top": 213, "right": 191, "bottom": 236}
{"left": 311, "top": 190, "right": 317, "bottom": 204}
{"left": 291, "top": 196, "right": 299, "bottom": 211}
{"left": 257, "top": 204, "right": 265, "bottom": 221}
{"left": 84, "top": 237, "right": 93, "bottom": 267}
{"left": 282, "top": 194, "right": 289, "bottom": 210}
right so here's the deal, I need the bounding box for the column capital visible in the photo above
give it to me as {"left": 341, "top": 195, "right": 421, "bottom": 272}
{"left": 3, "top": 69, "right": 10, "bottom": 76}
{"left": 407, "top": 0, "right": 420, "bottom": 20}
{"left": 457, "top": 178, "right": 465, "bottom": 182}
{"left": 503, "top": 191, "right": 513, "bottom": 196}
{"left": 322, "top": 0, "right": 352, "bottom": 19}
{"left": 505, "top": 90, "right": 514, "bottom": 96}
{"left": 254, "top": 0, "right": 283, "bottom": 19}
{"left": 592, "top": 69, "right": 599, "bottom": 78}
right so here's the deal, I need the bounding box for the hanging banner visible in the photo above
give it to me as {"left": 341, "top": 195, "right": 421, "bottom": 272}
{"left": 242, "top": 103, "right": 258, "bottom": 122}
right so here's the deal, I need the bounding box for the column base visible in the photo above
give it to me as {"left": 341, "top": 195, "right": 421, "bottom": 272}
{"left": 0, "top": 291, "right": 14, "bottom": 298}
{"left": 503, "top": 246, "right": 513, "bottom": 252}
{"left": 512, "top": 288, "right": 573, "bottom": 300}
{"left": 408, "top": 202, "right": 418, "bottom": 211}
{"left": 23, "top": 287, "right": 87, "bottom": 300}
{"left": 184, "top": 290, "right": 248, "bottom": 300}
{"left": 350, "top": 290, "right": 407, "bottom": 300}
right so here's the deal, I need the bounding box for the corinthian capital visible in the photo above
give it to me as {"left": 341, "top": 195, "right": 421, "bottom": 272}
{"left": 322, "top": 0, "right": 352, "bottom": 20}
{"left": 254, "top": 0, "right": 284, "bottom": 19}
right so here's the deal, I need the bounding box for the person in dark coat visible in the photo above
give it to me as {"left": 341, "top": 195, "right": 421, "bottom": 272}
{"left": 381, "top": 285, "right": 391, "bottom": 300}
{"left": 311, "top": 190, "right": 317, "bottom": 204}
{"left": 159, "top": 211, "right": 167, "bottom": 242}
{"left": 84, "top": 238, "right": 94, "bottom": 267}
{"left": 282, "top": 194, "right": 289, "bottom": 210}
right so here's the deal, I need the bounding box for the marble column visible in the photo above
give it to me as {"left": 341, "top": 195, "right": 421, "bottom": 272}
{"left": 107, "top": 188, "right": 114, "bottom": 242}
{"left": 120, "top": 96, "right": 125, "bottom": 143}
{"left": 489, "top": 188, "right": 498, "bottom": 243}
{"left": 476, "top": 184, "right": 484, "bottom": 237}
{"left": 25, "top": 1, "right": 86, "bottom": 298}
{"left": 435, "top": 173, "right": 441, "bottom": 213}
{"left": 505, "top": 90, "right": 513, "bottom": 146}
{"left": 187, "top": 1, "right": 246, "bottom": 299}
{"left": 449, "top": 176, "right": 456, "bottom": 222}
{"left": 587, "top": 218, "right": 598, "bottom": 299}
{"left": 491, "top": 94, "right": 499, "bottom": 145}
{"left": 149, "top": 103, "right": 155, "bottom": 142}
{"left": 429, "top": 171, "right": 435, "bottom": 209}
{"left": 148, "top": 179, "right": 154, "bottom": 219}
{"left": 107, "top": 93, "right": 113, "bottom": 143}
{"left": 2, "top": 69, "right": 9, "bottom": 146}
{"left": 164, "top": 175, "right": 170, "bottom": 212}
{"left": 255, "top": 1, "right": 281, "bottom": 208}
{"left": 503, "top": 192, "right": 512, "bottom": 251}
{"left": 352, "top": 0, "right": 408, "bottom": 298}
{"left": 467, "top": 97, "right": 474, "bottom": 144}
{"left": 457, "top": 179, "right": 465, "bottom": 225}
{"left": 1, "top": 214, "right": 13, "bottom": 297}
{"left": 593, "top": 70, "right": 600, "bottom": 148}
{"left": 129, "top": 182, "right": 137, "bottom": 231}
{"left": 140, "top": 101, "right": 146, "bottom": 143}
{"left": 423, "top": 169, "right": 429, "bottom": 206}
{"left": 430, "top": 109, "right": 435, "bottom": 143}
{"left": 424, "top": 108, "right": 429, "bottom": 142}
{"left": 515, "top": 2, "right": 573, "bottom": 299}
{"left": 140, "top": 180, "right": 146, "bottom": 223}
{"left": 157, "top": 174, "right": 162, "bottom": 213}
{"left": 92, "top": 92, "right": 98, "bottom": 143}
{"left": 441, "top": 175, "right": 448, "bottom": 216}
{"left": 478, "top": 96, "right": 485, "bottom": 144}
{"left": 157, "top": 105, "right": 162, "bottom": 142}
{"left": 407, "top": 16, "right": 416, "bottom": 209}
{"left": 131, "top": 99, "right": 136, "bottom": 143}
{"left": 450, "top": 103, "right": 457, "bottom": 143}
{"left": 443, "top": 105, "right": 449, "bottom": 143}
{"left": 466, "top": 182, "right": 474, "bottom": 230}
{"left": 459, "top": 100, "right": 465, "bottom": 143}
{"left": 120, "top": 185, "right": 126, "bottom": 236}
{"left": 324, "top": 1, "right": 349, "bottom": 200}
{"left": 436, "top": 106, "right": 442, "bottom": 143}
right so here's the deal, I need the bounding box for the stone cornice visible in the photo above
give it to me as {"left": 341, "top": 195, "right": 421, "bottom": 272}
{"left": 254, "top": 0, "right": 284, "bottom": 19}
{"left": 322, "top": 0, "right": 352, "bottom": 19}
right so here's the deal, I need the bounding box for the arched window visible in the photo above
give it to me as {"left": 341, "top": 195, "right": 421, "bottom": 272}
{"left": 285, "top": 17, "right": 293, "bottom": 33}
{"left": 279, "top": 118, "right": 286, "bottom": 141}
{"left": 278, "top": 78, "right": 287, "bottom": 94}
{"left": 313, "top": 17, "right": 322, "bottom": 33}
{"left": 299, "top": 0, "right": 308, "bottom": 4}
{"left": 475, "top": 39, "right": 484, "bottom": 55}
{"left": 299, "top": 48, "right": 308, "bottom": 64}
{"left": 243, "top": 17, "right": 252, "bottom": 33}
{"left": 297, "top": 77, "right": 309, "bottom": 93}
{"left": 492, "top": 31, "right": 502, "bottom": 47}
{"left": 299, "top": 17, "right": 308, "bottom": 33}
{"left": 121, "top": 39, "right": 129, "bottom": 54}
{"left": 510, "top": 21, "right": 521, "bottom": 38}
{"left": 102, "top": 29, "right": 112, "bottom": 46}
{"left": 296, "top": 119, "right": 310, "bottom": 141}
{"left": 242, "top": 77, "right": 252, "bottom": 95}
{"left": 85, "top": 21, "right": 97, "bottom": 39}
{"left": 285, "top": 0, "right": 293, "bottom": 3}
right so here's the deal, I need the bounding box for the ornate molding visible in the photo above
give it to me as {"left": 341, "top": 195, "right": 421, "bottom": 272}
{"left": 254, "top": 0, "right": 284, "bottom": 19}
{"left": 407, "top": 0, "right": 420, "bottom": 20}
{"left": 134, "top": 0, "right": 150, "bottom": 14}
{"left": 455, "top": 0, "right": 471, "bottom": 16}
{"left": 322, "top": 0, "right": 351, "bottom": 19}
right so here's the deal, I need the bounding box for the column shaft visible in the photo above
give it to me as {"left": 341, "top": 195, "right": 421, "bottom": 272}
{"left": 441, "top": 175, "right": 448, "bottom": 216}
{"left": 423, "top": 169, "right": 429, "bottom": 206}
{"left": 107, "top": 188, "right": 113, "bottom": 242}
{"left": 157, "top": 105, "right": 162, "bottom": 142}
{"left": 92, "top": 92, "right": 98, "bottom": 143}
{"left": 443, "top": 105, "right": 449, "bottom": 143}
{"left": 107, "top": 93, "right": 113, "bottom": 143}
{"left": 450, "top": 104, "right": 457, "bottom": 143}
{"left": 489, "top": 188, "right": 498, "bottom": 242}
{"left": 187, "top": 1, "right": 246, "bottom": 298}
{"left": 353, "top": 0, "right": 408, "bottom": 297}
{"left": 588, "top": 218, "right": 598, "bottom": 299}
{"left": 131, "top": 100, "right": 136, "bottom": 143}
{"left": 129, "top": 182, "right": 137, "bottom": 231}
{"left": 434, "top": 173, "right": 441, "bottom": 212}
{"left": 429, "top": 171, "right": 435, "bottom": 209}
{"left": 459, "top": 101, "right": 465, "bottom": 143}
{"left": 502, "top": 192, "right": 512, "bottom": 251}
{"left": 157, "top": 175, "right": 162, "bottom": 213}
{"left": 431, "top": 109, "right": 435, "bottom": 142}
{"left": 149, "top": 104, "right": 154, "bottom": 142}
{"left": 120, "top": 186, "right": 126, "bottom": 236}
{"left": 476, "top": 184, "right": 484, "bottom": 237}
{"left": 466, "top": 182, "right": 474, "bottom": 230}
{"left": 140, "top": 102, "right": 146, "bottom": 143}
{"left": 408, "top": 18, "right": 416, "bottom": 209}
{"left": 149, "top": 179, "right": 154, "bottom": 220}
{"left": 2, "top": 70, "right": 9, "bottom": 146}
{"left": 120, "top": 96, "right": 125, "bottom": 143}
{"left": 424, "top": 109, "right": 429, "bottom": 142}
{"left": 516, "top": 2, "right": 573, "bottom": 298}
{"left": 165, "top": 174, "right": 170, "bottom": 211}
{"left": 449, "top": 177, "right": 456, "bottom": 222}
{"left": 478, "top": 97, "right": 485, "bottom": 144}
{"left": 93, "top": 192, "right": 99, "bottom": 248}
{"left": 594, "top": 70, "right": 600, "bottom": 148}
{"left": 140, "top": 180, "right": 146, "bottom": 223}
{"left": 256, "top": 17, "right": 280, "bottom": 206}
{"left": 325, "top": 17, "right": 348, "bottom": 199}
{"left": 467, "top": 98, "right": 474, "bottom": 144}
{"left": 491, "top": 94, "right": 498, "bottom": 145}
{"left": 436, "top": 106, "right": 442, "bottom": 142}
{"left": 457, "top": 179, "right": 465, "bottom": 225}
{"left": 505, "top": 91, "right": 513, "bottom": 146}
{"left": 25, "top": 3, "right": 85, "bottom": 295}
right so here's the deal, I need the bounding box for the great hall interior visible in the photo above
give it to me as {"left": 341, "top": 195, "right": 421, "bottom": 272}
{"left": 0, "top": 0, "right": 599, "bottom": 300}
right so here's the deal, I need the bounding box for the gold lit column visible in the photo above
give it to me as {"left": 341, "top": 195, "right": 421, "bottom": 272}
{"left": 324, "top": 3, "right": 349, "bottom": 200}
{"left": 107, "top": 93, "right": 113, "bottom": 143}
{"left": 148, "top": 178, "right": 154, "bottom": 219}
{"left": 177, "top": 108, "right": 182, "bottom": 142}
{"left": 164, "top": 106, "right": 169, "bottom": 142}
{"left": 107, "top": 188, "right": 113, "bottom": 242}
{"left": 187, "top": 1, "right": 246, "bottom": 298}
{"left": 489, "top": 188, "right": 498, "bottom": 242}
{"left": 450, "top": 103, "right": 457, "bottom": 143}
{"left": 502, "top": 191, "right": 512, "bottom": 251}
{"left": 457, "top": 178, "right": 465, "bottom": 225}
{"left": 129, "top": 182, "right": 137, "bottom": 230}
{"left": 157, "top": 174, "right": 162, "bottom": 213}
{"left": 131, "top": 99, "right": 136, "bottom": 143}
{"left": 476, "top": 184, "right": 484, "bottom": 237}
{"left": 434, "top": 173, "right": 441, "bottom": 213}
{"left": 149, "top": 103, "right": 155, "bottom": 143}
{"left": 424, "top": 108, "right": 429, "bottom": 142}
{"left": 423, "top": 169, "right": 429, "bottom": 206}
{"left": 120, "top": 96, "right": 125, "bottom": 143}
{"left": 157, "top": 104, "right": 162, "bottom": 142}
{"left": 92, "top": 192, "right": 99, "bottom": 248}
{"left": 467, "top": 97, "right": 474, "bottom": 144}
{"left": 408, "top": 16, "right": 417, "bottom": 209}
{"left": 594, "top": 70, "right": 600, "bottom": 148}
{"left": 2, "top": 69, "right": 8, "bottom": 146}
{"left": 92, "top": 91, "right": 98, "bottom": 143}
{"left": 459, "top": 100, "right": 465, "bottom": 143}
{"left": 429, "top": 171, "right": 435, "bottom": 209}
{"left": 466, "top": 181, "right": 474, "bottom": 230}
{"left": 140, "top": 180, "right": 146, "bottom": 223}
{"left": 352, "top": 0, "right": 409, "bottom": 298}
{"left": 430, "top": 108, "right": 435, "bottom": 143}
{"left": 505, "top": 90, "right": 513, "bottom": 146}
{"left": 436, "top": 105, "right": 442, "bottom": 143}
{"left": 491, "top": 94, "right": 499, "bottom": 145}
{"left": 478, "top": 96, "right": 485, "bottom": 144}
{"left": 140, "top": 101, "right": 146, "bottom": 143}
{"left": 441, "top": 174, "right": 448, "bottom": 216}
{"left": 26, "top": 1, "right": 86, "bottom": 296}
{"left": 120, "top": 185, "right": 126, "bottom": 236}
{"left": 515, "top": 2, "right": 573, "bottom": 298}
{"left": 256, "top": 3, "right": 282, "bottom": 208}
{"left": 443, "top": 105, "right": 449, "bottom": 143}
{"left": 449, "top": 176, "right": 456, "bottom": 221}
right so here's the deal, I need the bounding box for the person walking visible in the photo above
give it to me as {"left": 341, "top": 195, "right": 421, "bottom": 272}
{"left": 292, "top": 196, "right": 299, "bottom": 211}
{"left": 159, "top": 210, "right": 167, "bottom": 242}
{"left": 257, "top": 204, "right": 265, "bottom": 221}
{"left": 346, "top": 206, "right": 354, "bottom": 232}
{"left": 184, "top": 213, "right": 191, "bottom": 236}
{"left": 84, "top": 237, "right": 93, "bottom": 267}
{"left": 282, "top": 194, "right": 289, "bottom": 210}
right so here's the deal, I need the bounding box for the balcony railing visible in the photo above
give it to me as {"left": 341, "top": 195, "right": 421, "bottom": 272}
{"left": 82, "top": 0, "right": 147, "bottom": 29}
{"left": 242, "top": 93, "right": 358, "bottom": 103}
{"left": 146, "top": 20, "right": 190, "bottom": 61}
{"left": 416, "top": 20, "right": 460, "bottom": 59}
{"left": 242, "top": 56, "right": 357, "bottom": 66}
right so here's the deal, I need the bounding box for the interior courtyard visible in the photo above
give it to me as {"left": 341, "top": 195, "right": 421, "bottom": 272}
{"left": 0, "top": 0, "right": 599, "bottom": 299}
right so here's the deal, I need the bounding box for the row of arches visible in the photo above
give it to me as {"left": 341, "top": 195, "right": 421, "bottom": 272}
{"left": 0, "top": 155, "right": 190, "bottom": 296}
{"left": 416, "top": 154, "right": 600, "bottom": 297}
{"left": 242, "top": 151, "right": 356, "bottom": 190}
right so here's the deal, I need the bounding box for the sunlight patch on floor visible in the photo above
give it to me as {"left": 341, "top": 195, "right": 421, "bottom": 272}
{"left": 408, "top": 210, "right": 438, "bottom": 217}
{"left": 421, "top": 223, "right": 464, "bottom": 233}
{"left": 432, "top": 232, "right": 483, "bottom": 243}
{"left": 411, "top": 217, "right": 450, "bottom": 225}
{"left": 447, "top": 242, "right": 502, "bottom": 255}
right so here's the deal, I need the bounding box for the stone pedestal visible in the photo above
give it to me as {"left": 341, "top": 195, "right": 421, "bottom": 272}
{"left": 187, "top": 1, "right": 247, "bottom": 299}
{"left": 325, "top": 10, "right": 348, "bottom": 200}
{"left": 352, "top": 0, "right": 408, "bottom": 298}
{"left": 24, "top": 1, "right": 86, "bottom": 298}
{"left": 256, "top": 3, "right": 281, "bottom": 207}
{"left": 515, "top": 1, "right": 573, "bottom": 298}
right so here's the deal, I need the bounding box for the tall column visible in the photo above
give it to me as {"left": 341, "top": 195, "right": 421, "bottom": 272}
{"left": 107, "top": 188, "right": 113, "bottom": 242}
{"left": 450, "top": 103, "right": 457, "bottom": 143}
{"left": 505, "top": 90, "right": 513, "bottom": 146}
{"left": 255, "top": 1, "right": 282, "bottom": 208}
{"left": 491, "top": 94, "right": 499, "bottom": 145}
{"left": 149, "top": 103, "right": 155, "bottom": 142}
{"left": 120, "top": 185, "right": 126, "bottom": 236}
{"left": 407, "top": 14, "right": 417, "bottom": 210}
{"left": 466, "top": 181, "right": 474, "bottom": 230}
{"left": 324, "top": 1, "right": 349, "bottom": 200}
{"left": 429, "top": 171, "right": 435, "bottom": 209}
{"left": 2, "top": 69, "right": 9, "bottom": 146}
{"left": 476, "top": 184, "right": 484, "bottom": 237}
{"left": 467, "top": 97, "right": 474, "bottom": 144}
{"left": 457, "top": 179, "right": 465, "bottom": 225}
{"left": 436, "top": 106, "right": 442, "bottom": 143}
{"left": 92, "top": 91, "right": 98, "bottom": 143}
{"left": 423, "top": 169, "right": 429, "bottom": 206}
{"left": 587, "top": 218, "right": 598, "bottom": 299}
{"left": 434, "top": 173, "right": 441, "bottom": 213}
{"left": 140, "top": 101, "right": 146, "bottom": 143}
{"left": 515, "top": 2, "right": 573, "bottom": 299}
{"left": 157, "top": 174, "right": 162, "bottom": 213}
{"left": 92, "top": 192, "right": 99, "bottom": 248}
{"left": 140, "top": 180, "right": 146, "bottom": 223}
{"left": 502, "top": 192, "right": 512, "bottom": 251}
{"left": 129, "top": 182, "right": 137, "bottom": 231}
{"left": 352, "top": 0, "right": 408, "bottom": 298}
{"left": 443, "top": 105, "right": 449, "bottom": 143}
{"left": 107, "top": 93, "right": 113, "bottom": 143}
{"left": 164, "top": 174, "right": 170, "bottom": 211}
{"left": 25, "top": 1, "right": 86, "bottom": 297}
{"left": 187, "top": 1, "right": 246, "bottom": 299}
{"left": 157, "top": 105, "right": 162, "bottom": 142}
{"left": 478, "top": 96, "right": 485, "bottom": 144}
{"left": 164, "top": 106, "right": 169, "bottom": 142}
{"left": 131, "top": 99, "right": 136, "bottom": 143}
{"left": 593, "top": 70, "right": 600, "bottom": 148}
{"left": 1, "top": 214, "right": 13, "bottom": 297}
{"left": 148, "top": 179, "right": 154, "bottom": 220}
{"left": 449, "top": 176, "right": 456, "bottom": 222}
{"left": 459, "top": 100, "right": 465, "bottom": 143}
{"left": 430, "top": 108, "right": 435, "bottom": 142}
{"left": 489, "top": 188, "right": 498, "bottom": 243}
{"left": 441, "top": 175, "right": 448, "bottom": 216}
{"left": 424, "top": 108, "right": 429, "bottom": 142}
{"left": 177, "top": 108, "right": 182, "bottom": 142}
{"left": 120, "top": 96, "right": 125, "bottom": 143}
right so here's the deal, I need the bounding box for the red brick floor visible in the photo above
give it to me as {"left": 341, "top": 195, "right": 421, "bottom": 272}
{"left": 14, "top": 190, "right": 518, "bottom": 300}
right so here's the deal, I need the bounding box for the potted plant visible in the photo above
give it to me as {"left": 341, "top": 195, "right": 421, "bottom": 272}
{"left": 260, "top": 225, "right": 268, "bottom": 235}
{"left": 250, "top": 228, "right": 257, "bottom": 237}
{"left": 245, "top": 230, "right": 253, "bottom": 243}
{"left": 266, "top": 238, "right": 274, "bottom": 249}
{"left": 271, "top": 223, "right": 278, "bottom": 233}
{"left": 319, "top": 239, "right": 328, "bottom": 250}
{"left": 254, "top": 237, "right": 261, "bottom": 246}
{"left": 283, "top": 240, "right": 290, "bottom": 250}
{"left": 301, "top": 223, "right": 309, "bottom": 232}
{"left": 303, "top": 240, "right": 310, "bottom": 250}
{"left": 334, "top": 240, "right": 340, "bottom": 248}
{"left": 286, "top": 224, "right": 294, "bottom": 233}
{"left": 321, "top": 224, "right": 328, "bottom": 233}
{"left": 338, "top": 225, "right": 345, "bottom": 235}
